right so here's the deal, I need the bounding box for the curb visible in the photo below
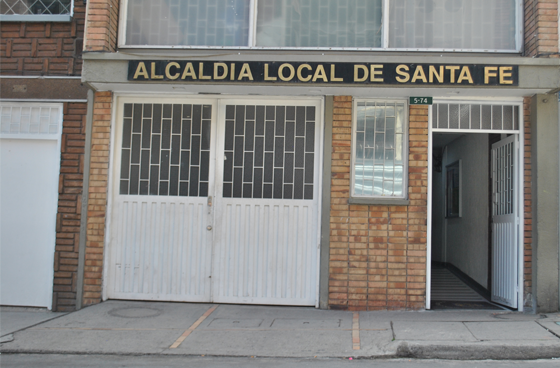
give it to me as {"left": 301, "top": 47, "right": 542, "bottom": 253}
{"left": 396, "top": 342, "right": 560, "bottom": 360}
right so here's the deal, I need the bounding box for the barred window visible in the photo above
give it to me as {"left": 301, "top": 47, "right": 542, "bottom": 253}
{"left": 352, "top": 100, "right": 408, "bottom": 199}
{"left": 121, "top": 0, "right": 521, "bottom": 52}
{"left": 0, "top": 0, "right": 73, "bottom": 21}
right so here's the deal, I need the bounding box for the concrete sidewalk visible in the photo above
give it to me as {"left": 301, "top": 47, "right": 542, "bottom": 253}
{"left": 1, "top": 301, "right": 560, "bottom": 360}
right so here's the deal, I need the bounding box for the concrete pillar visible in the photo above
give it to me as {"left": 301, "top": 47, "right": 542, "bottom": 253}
{"left": 531, "top": 93, "right": 560, "bottom": 313}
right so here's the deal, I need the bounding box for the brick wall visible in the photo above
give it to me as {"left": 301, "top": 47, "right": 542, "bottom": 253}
{"left": 523, "top": 98, "right": 534, "bottom": 308}
{"left": 0, "top": 3, "right": 86, "bottom": 76}
{"left": 328, "top": 97, "right": 428, "bottom": 311}
{"left": 83, "top": 91, "right": 113, "bottom": 306}
{"left": 525, "top": 0, "right": 560, "bottom": 57}
{"left": 53, "top": 102, "right": 87, "bottom": 311}
{"left": 85, "top": 0, "right": 120, "bottom": 52}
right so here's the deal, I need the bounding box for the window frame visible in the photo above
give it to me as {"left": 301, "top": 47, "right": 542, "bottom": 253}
{"left": 0, "top": 0, "right": 74, "bottom": 22}
{"left": 350, "top": 98, "right": 409, "bottom": 203}
{"left": 118, "top": 0, "right": 523, "bottom": 53}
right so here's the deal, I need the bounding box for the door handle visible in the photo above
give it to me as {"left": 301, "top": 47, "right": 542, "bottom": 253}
{"left": 207, "top": 196, "right": 213, "bottom": 207}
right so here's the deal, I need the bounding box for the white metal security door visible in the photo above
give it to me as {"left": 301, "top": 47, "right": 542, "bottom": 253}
{"left": 212, "top": 101, "right": 322, "bottom": 306}
{"left": 108, "top": 98, "right": 322, "bottom": 306}
{"left": 491, "top": 135, "right": 518, "bottom": 308}
{"left": 107, "top": 101, "right": 216, "bottom": 302}
{"left": 0, "top": 103, "right": 62, "bottom": 309}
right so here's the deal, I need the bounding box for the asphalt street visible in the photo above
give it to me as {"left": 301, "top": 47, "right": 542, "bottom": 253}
{"left": 2, "top": 354, "right": 560, "bottom": 367}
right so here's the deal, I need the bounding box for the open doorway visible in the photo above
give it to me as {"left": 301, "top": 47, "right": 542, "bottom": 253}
{"left": 427, "top": 101, "right": 523, "bottom": 311}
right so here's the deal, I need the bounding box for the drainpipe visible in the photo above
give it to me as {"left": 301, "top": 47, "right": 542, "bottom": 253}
{"left": 76, "top": 89, "right": 94, "bottom": 310}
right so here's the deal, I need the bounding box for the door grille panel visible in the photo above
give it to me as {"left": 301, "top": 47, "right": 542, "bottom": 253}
{"left": 120, "top": 103, "right": 212, "bottom": 197}
{"left": 222, "top": 105, "right": 315, "bottom": 200}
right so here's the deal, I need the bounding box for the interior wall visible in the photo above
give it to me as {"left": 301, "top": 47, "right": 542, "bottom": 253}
{"left": 444, "top": 134, "right": 490, "bottom": 289}
{"left": 431, "top": 156, "right": 444, "bottom": 263}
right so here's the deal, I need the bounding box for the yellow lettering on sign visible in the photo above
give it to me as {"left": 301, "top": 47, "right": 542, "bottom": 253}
{"left": 151, "top": 62, "right": 163, "bottom": 79}
{"left": 484, "top": 66, "right": 498, "bottom": 84}
{"left": 313, "top": 65, "right": 328, "bottom": 82}
{"left": 199, "top": 62, "right": 211, "bottom": 80}
{"left": 181, "top": 62, "right": 197, "bottom": 80}
{"left": 165, "top": 62, "right": 181, "bottom": 80}
{"left": 238, "top": 63, "right": 254, "bottom": 81}
{"left": 230, "top": 63, "right": 236, "bottom": 81}
{"left": 457, "top": 66, "right": 474, "bottom": 84}
{"left": 445, "top": 66, "right": 460, "bottom": 83}
{"left": 133, "top": 62, "right": 149, "bottom": 79}
{"left": 278, "top": 63, "right": 295, "bottom": 82}
{"left": 330, "top": 64, "right": 343, "bottom": 82}
{"left": 411, "top": 65, "right": 427, "bottom": 83}
{"left": 264, "top": 64, "right": 277, "bottom": 81}
{"left": 354, "top": 65, "right": 368, "bottom": 82}
{"left": 396, "top": 65, "right": 410, "bottom": 83}
{"left": 499, "top": 67, "right": 514, "bottom": 85}
{"left": 370, "top": 65, "right": 383, "bottom": 82}
{"left": 297, "top": 64, "right": 312, "bottom": 82}
{"left": 429, "top": 65, "right": 444, "bottom": 83}
{"left": 214, "top": 63, "right": 228, "bottom": 80}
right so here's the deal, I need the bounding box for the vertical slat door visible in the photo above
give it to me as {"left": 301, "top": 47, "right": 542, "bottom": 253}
{"left": 491, "top": 135, "right": 518, "bottom": 308}
{"left": 212, "top": 101, "right": 322, "bottom": 306}
{"left": 108, "top": 102, "right": 215, "bottom": 302}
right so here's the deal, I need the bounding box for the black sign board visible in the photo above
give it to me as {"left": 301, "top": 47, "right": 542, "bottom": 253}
{"left": 128, "top": 61, "right": 518, "bottom": 86}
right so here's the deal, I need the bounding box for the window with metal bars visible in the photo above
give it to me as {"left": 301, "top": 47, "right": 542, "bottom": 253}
{"left": 0, "top": 0, "right": 73, "bottom": 21}
{"left": 432, "top": 103, "right": 520, "bottom": 131}
{"left": 120, "top": 0, "right": 521, "bottom": 52}
{"left": 352, "top": 99, "right": 408, "bottom": 199}
{"left": 119, "top": 103, "right": 212, "bottom": 197}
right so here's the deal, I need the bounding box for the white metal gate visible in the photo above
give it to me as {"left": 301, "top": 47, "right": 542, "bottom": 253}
{"left": 491, "top": 135, "right": 518, "bottom": 308}
{"left": 0, "top": 103, "right": 62, "bottom": 309}
{"left": 107, "top": 97, "right": 322, "bottom": 306}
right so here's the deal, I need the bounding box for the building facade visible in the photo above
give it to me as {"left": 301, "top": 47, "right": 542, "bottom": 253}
{"left": 0, "top": 0, "right": 89, "bottom": 311}
{"left": 20, "top": 0, "right": 560, "bottom": 313}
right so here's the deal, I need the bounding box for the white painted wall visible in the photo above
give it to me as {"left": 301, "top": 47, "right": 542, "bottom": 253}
{"left": 0, "top": 139, "right": 60, "bottom": 308}
{"left": 443, "top": 134, "right": 490, "bottom": 288}
{"left": 431, "top": 165, "right": 444, "bottom": 262}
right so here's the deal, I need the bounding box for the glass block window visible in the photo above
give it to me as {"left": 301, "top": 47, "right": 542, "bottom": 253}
{"left": 1, "top": 0, "right": 72, "bottom": 21}
{"left": 223, "top": 104, "right": 315, "bottom": 200}
{"left": 353, "top": 100, "right": 407, "bottom": 198}
{"left": 0, "top": 104, "right": 61, "bottom": 136}
{"left": 125, "top": 0, "right": 251, "bottom": 46}
{"left": 389, "top": 0, "right": 517, "bottom": 50}
{"left": 120, "top": 103, "right": 212, "bottom": 197}
{"left": 256, "top": 0, "right": 382, "bottom": 47}
{"left": 433, "top": 103, "right": 520, "bottom": 131}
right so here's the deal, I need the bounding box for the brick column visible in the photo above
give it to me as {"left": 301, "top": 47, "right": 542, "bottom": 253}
{"left": 83, "top": 91, "right": 112, "bottom": 306}
{"left": 328, "top": 97, "right": 428, "bottom": 311}
{"left": 53, "top": 102, "right": 87, "bottom": 311}
{"left": 84, "top": 0, "right": 120, "bottom": 52}
{"left": 523, "top": 97, "right": 533, "bottom": 308}
{"left": 525, "top": 0, "right": 559, "bottom": 57}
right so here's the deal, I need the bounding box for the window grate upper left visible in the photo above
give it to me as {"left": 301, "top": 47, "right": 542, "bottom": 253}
{"left": 0, "top": 0, "right": 72, "bottom": 21}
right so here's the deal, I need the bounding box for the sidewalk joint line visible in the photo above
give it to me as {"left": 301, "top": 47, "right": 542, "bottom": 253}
{"left": 352, "top": 312, "right": 360, "bottom": 350}
{"left": 169, "top": 305, "right": 218, "bottom": 349}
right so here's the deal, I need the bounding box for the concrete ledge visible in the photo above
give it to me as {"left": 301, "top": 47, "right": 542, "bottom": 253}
{"left": 397, "top": 342, "right": 560, "bottom": 360}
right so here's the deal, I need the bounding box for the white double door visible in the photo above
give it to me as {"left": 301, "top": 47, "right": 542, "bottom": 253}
{"left": 107, "top": 97, "right": 322, "bottom": 306}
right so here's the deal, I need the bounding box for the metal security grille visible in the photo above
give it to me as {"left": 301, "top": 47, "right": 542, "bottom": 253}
{"left": 433, "top": 103, "right": 520, "bottom": 131}
{"left": 0, "top": 104, "right": 60, "bottom": 135}
{"left": 222, "top": 105, "right": 315, "bottom": 200}
{"left": 1, "top": 0, "right": 71, "bottom": 15}
{"left": 492, "top": 140, "right": 514, "bottom": 216}
{"left": 354, "top": 101, "right": 406, "bottom": 197}
{"left": 125, "top": 0, "right": 250, "bottom": 46}
{"left": 120, "top": 103, "right": 212, "bottom": 197}
{"left": 256, "top": 0, "right": 383, "bottom": 48}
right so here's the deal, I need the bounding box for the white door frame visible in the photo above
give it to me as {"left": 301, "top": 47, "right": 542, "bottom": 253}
{"left": 103, "top": 94, "right": 324, "bottom": 306}
{"left": 426, "top": 98, "right": 525, "bottom": 311}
